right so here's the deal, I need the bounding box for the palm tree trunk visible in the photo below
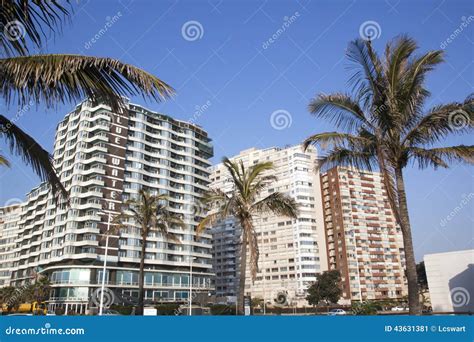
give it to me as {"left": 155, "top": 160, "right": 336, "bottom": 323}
{"left": 137, "top": 228, "right": 147, "bottom": 315}
{"left": 237, "top": 227, "right": 248, "bottom": 315}
{"left": 394, "top": 167, "right": 421, "bottom": 315}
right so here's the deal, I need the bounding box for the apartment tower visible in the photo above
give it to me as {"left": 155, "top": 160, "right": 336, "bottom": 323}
{"left": 320, "top": 167, "right": 407, "bottom": 302}
{"left": 210, "top": 145, "right": 327, "bottom": 306}
{"left": 1, "top": 99, "right": 214, "bottom": 314}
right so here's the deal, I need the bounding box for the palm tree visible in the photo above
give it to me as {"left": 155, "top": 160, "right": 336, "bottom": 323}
{"left": 0, "top": 1, "right": 173, "bottom": 197}
{"left": 303, "top": 35, "right": 473, "bottom": 314}
{"left": 114, "top": 189, "right": 184, "bottom": 315}
{"left": 197, "top": 158, "right": 299, "bottom": 314}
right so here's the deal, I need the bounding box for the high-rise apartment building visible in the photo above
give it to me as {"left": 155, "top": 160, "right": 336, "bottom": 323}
{"left": 0, "top": 204, "right": 21, "bottom": 287}
{"left": 209, "top": 145, "right": 327, "bottom": 306}
{"left": 320, "top": 167, "right": 407, "bottom": 302}
{"left": 1, "top": 99, "right": 214, "bottom": 314}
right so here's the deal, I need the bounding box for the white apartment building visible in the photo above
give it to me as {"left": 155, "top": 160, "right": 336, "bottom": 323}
{"left": 209, "top": 145, "right": 328, "bottom": 306}
{"left": 0, "top": 204, "right": 21, "bottom": 286}
{"left": 0, "top": 99, "right": 214, "bottom": 314}
{"left": 321, "top": 167, "right": 407, "bottom": 303}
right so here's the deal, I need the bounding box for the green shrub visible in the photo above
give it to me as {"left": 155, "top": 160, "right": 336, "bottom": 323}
{"left": 109, "top": 304, "right": 134, "bottom": 315}
{"left": 209, "top": 304, "right": 236, "bottom": 315}
{"left": 155, "top": 304, "right": 181, "bottom": 315}
{"left": 351, "top": 301, "right": 378, "bottom": 315}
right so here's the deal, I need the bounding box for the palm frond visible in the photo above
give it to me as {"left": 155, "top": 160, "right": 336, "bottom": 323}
{"left": 0, "top": 0, "right": 71, "bottom": 56}
{"left": 409, "top": 145, "right": 474, "bottom": 169}
{"left": 385, "top": 35, "right": 418, "bottom": 95}
{"left": 398, "top": 50, "right": 444, "bottom": 123}
{"left": 196, "top": 212, "right": 222, "bottom": 236}
{"left": 0, "top": 153, "right": 10, "bottom": 166}
{"left": 402, "top": 98, "right": 473, "bottom": 146}
{"left": 0, "top": 114, "right": 66, "bottom": 198}
{"left": 308, "top": 93, "right": 370, "bottom": 133}
{"left": 0, "top": 54, "right": 174, "bottom": 111}
{"left": 303, "top": 131, "right": 374, "bottom": 151}
{"left": 318, "top": 147, "right": 377, "bottom": 172}
{"left": 251, "top": 192, "right": 299, "bottom": 218}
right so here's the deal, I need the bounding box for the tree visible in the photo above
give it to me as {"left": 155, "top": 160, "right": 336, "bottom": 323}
{"left": 306, "top": 270, "right": 342, "bottom": 306}
{"left": 303, "top": 35, "right": 473, "bottom": 314}
{"left": 197, "top": 158, "right": 299, "bottom": 314}
{"left": 114, "top": 190, "right": 184, "bottom": 315}
{"left": 0, "top": 286, "right": 18, "bottom": 313}
{"left": 416, "top": 261, "right": 428, "bottom": 291}
{"left": 0, "top": 1, "right": 173, "bottom": 197}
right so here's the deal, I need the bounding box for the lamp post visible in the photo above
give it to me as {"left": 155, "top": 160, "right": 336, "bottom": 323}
{"left": 99, "top": 211, "right": 112, "bottom": 316}
{"left": 189, "top": 255, "right": 196, "bottom": 316}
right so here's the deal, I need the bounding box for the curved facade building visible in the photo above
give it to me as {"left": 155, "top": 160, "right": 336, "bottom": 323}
{"left": 3, "top": 99, "right": 214, "bottom": 314}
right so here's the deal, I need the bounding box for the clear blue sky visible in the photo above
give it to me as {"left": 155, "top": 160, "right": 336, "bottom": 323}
{"left": 0, "top": 0, "right": 473, "bottom": 261}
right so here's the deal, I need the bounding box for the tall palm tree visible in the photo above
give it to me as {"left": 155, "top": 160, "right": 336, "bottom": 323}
{"left": 0, "top": 0, "right": 174, "bottom": 197}
{"left": 303, "top": 35, "right": 473, "bottom": 314}
{"left": 114, "top": 189, "right": 184, "bottom": 315}
{"left": 197, "top": 158, "right": 299, "bottom": 314}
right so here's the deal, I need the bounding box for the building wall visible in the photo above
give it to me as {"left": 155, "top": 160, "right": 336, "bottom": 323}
{"left": 0, "top": 205, "right": 21, "bottom": 286}
{"left": 209, "top": 145, "right": 327, "bottom": 306}
{"left": 321, "top": 167, "right": 407, "bottom": 302}
{"left": 0, "top": 99, "right": 214, "bottom": 312}
{"left": 424, "top": 249, "right": 474, "bottom": 312}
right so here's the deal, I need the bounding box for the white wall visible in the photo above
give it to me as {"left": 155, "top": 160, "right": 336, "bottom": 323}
{"left": 424, "top": 249, "right": 474, "bottom": 312}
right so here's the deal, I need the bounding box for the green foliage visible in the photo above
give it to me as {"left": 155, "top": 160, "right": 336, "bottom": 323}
{"left": 417, "top": 261, "right": 428, "bottom": 290}
{"left": 209, "top": 304, "right": 236, "bottom": 315}
{"left": 110, "top": 305, "right": 135, "bottom": 315}
{"left": 351, "top": 301, "right": 379, "bottom": 315}
{"left": 0, "top": 275, "right": 50, "bottom": 313}
{"left": 306, "top": 270, "right": 342, "bottom": 306}
{"left": 251, "top": 297, "right": 264, "bottom": 308}
{"left": 154, "top": 304, "right": 181, "bottom": 315}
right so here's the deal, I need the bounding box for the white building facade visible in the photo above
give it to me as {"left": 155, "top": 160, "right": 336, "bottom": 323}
{"left": 424, "top": 249, "right": 474, "bottom": 313}
{"left": 209, "top": 145, "right": 327, "bottom": 306}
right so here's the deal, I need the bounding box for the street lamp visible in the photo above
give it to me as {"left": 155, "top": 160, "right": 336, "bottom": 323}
{"left": 189, "top": 255, "right": 196, "bottom": 316}
{"left": 99, "top": 211, "right": 112, "bottom": 316}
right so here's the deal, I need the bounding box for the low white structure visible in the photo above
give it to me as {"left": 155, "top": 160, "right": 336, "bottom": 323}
{"left": 424, "top": 249, "right": 474, "bottom": 313}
